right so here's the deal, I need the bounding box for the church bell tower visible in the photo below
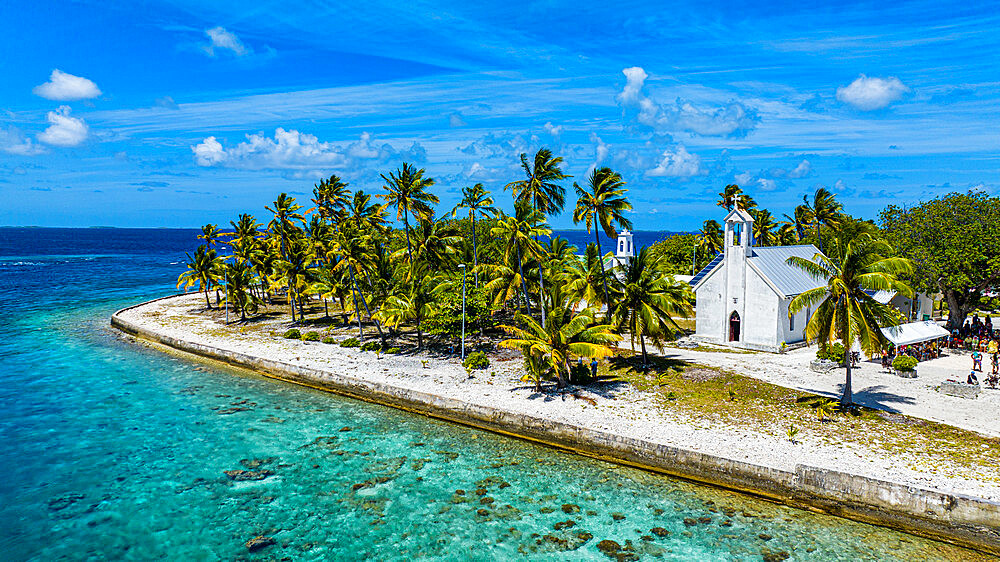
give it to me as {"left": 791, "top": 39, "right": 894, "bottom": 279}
{"left": 722, "top": 208, "right": 753, "bottom": 343}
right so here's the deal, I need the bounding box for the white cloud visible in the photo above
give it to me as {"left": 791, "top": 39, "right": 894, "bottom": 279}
{"left": 617, "top": 67, "right": 648, "bottom": 105}
{"left": 202, "top": 27, "right": 250, "bottom": 57}
{"left": 836, "top": 74, "right": 909, "bottom": 111}
{"left": 0, "top": 126, "right": 46, "bottom": 155}
{"left": 32, "top": 69, "right": 101, "bottom": 101}
{"left": 37, "top": 106, "right": 89, "bottom": 147}
{"left": 787, "top": 159, "right": 812, "bottom": 179}
{"left": 617, "top": 66, "right": 759, "bottom": 137}
{"left": 192, "top": 129, "right": 423, "bottom": 170}
{"left": 154, "top": 96, "right": 179, "bottom": 110}
{"left": 448, "top": 112, "right": 466, "bottom": 127}
{"left": 646, "top": 145, "right": 704, "bottom": 177}
{"left": 734, "top": 171, "right": 753, "bottom": 185}
{"left": 590, "top": 132, "right": 609, "bottom": 165}
{"left": 543, "top": 121, "right": 563, "bottom": 137}
{"left": 757, "top": 178, "right": 777, "bottom": 191}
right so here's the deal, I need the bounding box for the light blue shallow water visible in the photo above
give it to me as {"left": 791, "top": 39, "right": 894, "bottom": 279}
{"left": 0, "top": 229, "right": 983, "bottom": 561}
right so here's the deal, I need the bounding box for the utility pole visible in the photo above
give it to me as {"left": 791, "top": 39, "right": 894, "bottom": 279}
{"left": 459, "top": 263, "right": 467, "bottom": 360}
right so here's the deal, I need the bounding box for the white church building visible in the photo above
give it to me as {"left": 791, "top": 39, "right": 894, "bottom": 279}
{"left": 690, "top": 208, "right": 934, "bottom": 352}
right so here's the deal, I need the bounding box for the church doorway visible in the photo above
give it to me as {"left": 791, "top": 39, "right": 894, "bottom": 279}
{"left": 729, "top": 311, "right": 741, "bottom": 342}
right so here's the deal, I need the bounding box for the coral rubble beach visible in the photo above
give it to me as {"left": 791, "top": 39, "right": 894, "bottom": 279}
{"left": 113, "top": 293, "right": 1000, "bottom": 555}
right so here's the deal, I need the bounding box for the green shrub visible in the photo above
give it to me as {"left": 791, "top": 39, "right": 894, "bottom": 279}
{"left": 360, "top": 341, "right": 381, "bottom": 352}
{"left": 303, "top": 331, "right": 321, "bottom": 341}
{"left": 570, "top": 361, "right": 595, "bottom": 384}
{"left": 321, "top": 336, "right": 336, "bottom": 344}
{"left": 892, "top": 355, "right": 918, "bottom": 372}
{"left": 385, "top": 347, "right": 402, "bottom": 354}
{"left": 283, "top": 329, "right": 301, "bottom": 339}
{"left": 816, "top": 342, "right": 846, "bottom": 363}
{"left": 462, "top": 351, "right": 489, "bottom": 371}
{"left": 340, "top": 337, "right": 360, "bottom": 348}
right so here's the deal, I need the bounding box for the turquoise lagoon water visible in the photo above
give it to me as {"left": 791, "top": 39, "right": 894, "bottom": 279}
{"left": 0, "top": 228, "right": 984, "bottom": 561}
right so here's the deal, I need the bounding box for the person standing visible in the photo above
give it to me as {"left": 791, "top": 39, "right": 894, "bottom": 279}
{"left": 972, "top": 349, "right": 983, "bottom": 371}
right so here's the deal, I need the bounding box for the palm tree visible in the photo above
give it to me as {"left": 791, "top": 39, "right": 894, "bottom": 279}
{"left": 309, "top": 174, "right": 351, "bottom": 222}
{"left": 717, "top": 184, "right": 743, "bottom": 211}
{"left": 565, "top": 243, "right": 622, "bottom": 311}
{"left": 787, "top": 231, "right": 913, "bottom": 407}
{"left": 380, "top": 163, "right": 439, "bottom": 265}
{"left": 224, "top": 260, "right": 263, "bottom": 321}
{"left": 329, "top": 225, "right": 386, "bottom": 345}
{"left": 177, "top": 245, "right": 222, "bottom": 308}
{"left": 376, "top": 262, "right": 441, "bottom": 349}
{"left": 265, "top": 193, "right": 305, "bottom": 320}
{"left": 505, "top": 148, "right": 571, "bottom": 327}
{"left": 490, "top": 200, "right": 550, "bottom": 315}
{"left": 801, "top": 187, "right": 843, "bottom": 253}
{"left": 505, "top": 148, "right": 570, "bottom": 215}
{"left": 783, "top": 204, "right": 812, "bottom": 241}
{"left": 697, "top": 220, "right": 724, "bottom": 255}
{"left": 776, "top": 222, "right": 799, "bottom": 246}
{"left": 611, "top": 247, "right": 694, "bottom": 366}
{"left": 572, "top": 167, "right": 633, "bottom": 309}
{"left": 451, "top": 183, "right": 498, "bottom": 288}
{"left": 393, "top": 216, "right": 462, "bottom": 273}
{"left": 346, "top": 189, "right": 385, "bottom": 226}
{"left": 272, "top": 235, "right": 316, "bottom": 320}
{"left": 499, "top": 282, "right": 619, "bottom": 388}
{"left": 198, "top": 223, "right": 223, "bottom": 248}
{"left": 750, "top": 209, "right": 777, "bottom": 247}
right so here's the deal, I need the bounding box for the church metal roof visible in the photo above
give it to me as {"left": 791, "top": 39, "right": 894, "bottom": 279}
{"left": 749, "top": 245, "right": 825, "bottom": 297}
{"left": 689, "top": 244, "right": 826, "bottom": 298}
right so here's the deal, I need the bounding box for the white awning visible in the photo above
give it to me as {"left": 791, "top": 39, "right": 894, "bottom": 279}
{"left": 881, "top": 320, "right": 949, "bottom": 346}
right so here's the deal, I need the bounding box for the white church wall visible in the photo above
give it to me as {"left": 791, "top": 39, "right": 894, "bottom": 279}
{"left": 694, "top": 266, "right": 723, "bottom": 342}
{"left": 742, "top": 267, "right": 779, "bottom": 349}
{"left": 778, "top": 298, "right": 808, "bottom": 345}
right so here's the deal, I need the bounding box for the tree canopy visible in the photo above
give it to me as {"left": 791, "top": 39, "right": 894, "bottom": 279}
{"left": 879, "top": 191, "right": 1000, "bottom": 329}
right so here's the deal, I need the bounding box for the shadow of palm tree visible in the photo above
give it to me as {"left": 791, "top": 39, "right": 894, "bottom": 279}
{"left": 800, "top": 384, "right": 918, "bottom": 414}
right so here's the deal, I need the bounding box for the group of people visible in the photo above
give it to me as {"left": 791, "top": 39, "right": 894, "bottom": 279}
{"left": 879, "top": 339, "right": 944, "bottom": 368}
{"left": 949, "top": 314, "right": 997, "bottom": 351}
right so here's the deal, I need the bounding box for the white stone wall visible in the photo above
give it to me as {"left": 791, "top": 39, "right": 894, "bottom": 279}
{"left": 742, "top": 267, "right": 780, "bottom": 350}
{"left": 778, "top": 297, "right": 810, "bottom": 346}
{"left": 694, "top": 266, "right": 724, "bottom": 343}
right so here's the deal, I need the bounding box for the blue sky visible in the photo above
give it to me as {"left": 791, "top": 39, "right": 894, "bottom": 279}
{"left": 1, "top": 0, "right": 997, "bottom": 229}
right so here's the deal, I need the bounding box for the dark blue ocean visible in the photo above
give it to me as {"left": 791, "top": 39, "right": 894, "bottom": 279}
{"left": 0, "top": 228, "right": 975, "bottom": 560}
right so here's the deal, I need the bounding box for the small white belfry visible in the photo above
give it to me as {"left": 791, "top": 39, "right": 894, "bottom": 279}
{"left": 616, "top": 229, "right": 634, "bottom": 259}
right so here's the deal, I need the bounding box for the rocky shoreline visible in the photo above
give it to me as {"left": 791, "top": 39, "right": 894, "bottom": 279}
{"left": 111, "top": 293, "right": 1000, "bottom": 555}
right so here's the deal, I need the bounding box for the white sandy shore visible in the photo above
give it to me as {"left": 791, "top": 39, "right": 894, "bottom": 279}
{"left": 119, "top": 293, "right": 1000, "bottom": 503}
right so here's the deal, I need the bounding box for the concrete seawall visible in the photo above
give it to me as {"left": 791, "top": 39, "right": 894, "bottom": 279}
{"left": 111, "top": 295, "right": 1000, "bottom": 556}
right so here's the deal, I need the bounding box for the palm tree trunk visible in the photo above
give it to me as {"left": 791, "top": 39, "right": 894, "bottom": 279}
{"left": 348, "top": 268, "right": 363, "bottom": 338}
{"left": 640, "top": 334, "right": 648, "bottom": 367}
{"left": 516, "top": 245, "right": 531, "bottom": 316}
{"left": 594, "top": 228, "right": 610, "bottom": 315}
{"left": 560, "top": 356, "right": 571, "bottom": 389}
{"left": 843, "top": 360, "right": 853, "bottom": 407}
{"left": 324, "top": 298, "right": 329, "bottom": 317}
{"left": 816, "top": 223, "right": 823, "bottom": 253}
{"left": 538, "top": 258, "right": 546, "bottom": 329}
{"left": 417, "top": 325, "right": 423, "bottom": 349}
{"left": 471, "top": 210, "right": 479, "bottom": 288}
{"left": 204, "top": 287, "right": 212, "bottom": 309}
{"left": 354, "top": 269, "right": 385, "bottom": 347}
{"left": 403, "top": 207, "right": 413, "bottom": 265}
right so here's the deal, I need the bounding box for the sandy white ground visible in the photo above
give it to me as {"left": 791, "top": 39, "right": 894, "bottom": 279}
{"left": 660, "top": 344, "right": 1000, "bottom": 439}
{"left": 120, "top": 293, "right": 1000, "bottom": 502}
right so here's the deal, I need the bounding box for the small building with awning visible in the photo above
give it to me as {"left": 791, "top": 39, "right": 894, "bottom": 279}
{"left": 880, "top": 320, "right": 950, "bottom": 347}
